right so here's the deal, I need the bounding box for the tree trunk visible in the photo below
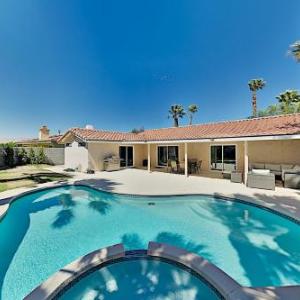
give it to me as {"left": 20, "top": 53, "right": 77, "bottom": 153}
{"left": 189, "top": 114, "right": 193, "bottom": 125}
{"left": 174, "top": 118, "right": 179, "bottom": 127}
{"left": 252, "top": 92, "right": 257, "bottom": 117}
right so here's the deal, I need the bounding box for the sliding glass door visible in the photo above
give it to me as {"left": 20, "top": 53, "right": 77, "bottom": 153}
{"left": 210, "top": 145, "right": 236, "bottom": 171}
{"left": 119, "top": 146, "right": 133, "bottom": 167}
{"left": 157, "top": 146, "right": 179, "bottom": 166}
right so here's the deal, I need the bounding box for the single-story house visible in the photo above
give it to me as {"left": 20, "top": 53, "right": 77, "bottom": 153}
{"left": 59, "top": 113, "right": 300, "bottom": 185}
{"left": 16, "top": 126, "right": 63, "bottom": 148}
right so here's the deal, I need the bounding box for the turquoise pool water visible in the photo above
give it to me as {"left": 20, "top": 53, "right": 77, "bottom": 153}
{"left": 1, "top": 185, "right": 300, "bottom": 299}
{"left": 60, "top": 258, "right": 220, "bottom": 300}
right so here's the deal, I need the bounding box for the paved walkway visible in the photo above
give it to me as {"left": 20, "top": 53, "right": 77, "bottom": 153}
{"left": 1, "top": 167, "right": 300, "bottom": 221}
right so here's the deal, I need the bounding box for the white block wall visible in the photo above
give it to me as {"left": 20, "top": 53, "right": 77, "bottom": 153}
{"left": 64, "top": 141, "right": 88, "bottom": 171}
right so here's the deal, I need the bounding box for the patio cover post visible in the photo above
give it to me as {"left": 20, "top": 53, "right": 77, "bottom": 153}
{"left": 185, "top": 142, "right": 188, "bottom": 177}
{"left": 244, "top": 141, "right": 248, "bottom": 184}
{"left": 147, "top": 144, "right": 151, "bottom": 172}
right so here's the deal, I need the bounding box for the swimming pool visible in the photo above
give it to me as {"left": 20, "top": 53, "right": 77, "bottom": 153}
{"left": 59, "top": 257, "right": 221, "bottom": 300}
{"left": 1, "top": 185, "right": 300, "bottom": 299}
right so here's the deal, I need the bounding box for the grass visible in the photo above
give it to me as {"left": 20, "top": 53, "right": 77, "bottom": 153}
{"left": 0, "top": 179, "right": 36, "bottom": 192}
{"left": 0, "top": 164, "right": 72, "bottom": 192}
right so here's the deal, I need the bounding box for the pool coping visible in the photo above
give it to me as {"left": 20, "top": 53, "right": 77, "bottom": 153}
{"left": 24, "top": 244, "right": 125, "bottom": 300}
{"left": 24, "top": 242, "right": 300, "bottom": 300}
{"left": 1, "top": 181, "right": 300, "bottom": 226}
{"left": 1, "top": 183, "right": 300, "bottom": 300}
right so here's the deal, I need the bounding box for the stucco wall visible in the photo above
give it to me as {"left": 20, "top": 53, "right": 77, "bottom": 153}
{"left": 88, "top": 143, "right": 119, "bottom": 171}
{"left": 65, "top": 138, "right": 300, "bottom": 172}
{"left": 248, "top": 140, "right": 300, "bottom": 165}
{"left": 188, "top": 141, "right": 245, "bottom": 172}
{"left": 134, "top": 144, "right": 147, "bottom": 167}
{"left": 65, "top": 141, "right": 89, "bottom": 171}
{"left": 149, "top": 143, "right": 185, "bottom": 167}
{"left": 88, "top": 143, "right": 148, "bottom": 170}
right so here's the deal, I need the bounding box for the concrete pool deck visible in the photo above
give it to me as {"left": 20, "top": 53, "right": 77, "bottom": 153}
{"left": 1, "top": 167, "right": 300, "bottom": 221}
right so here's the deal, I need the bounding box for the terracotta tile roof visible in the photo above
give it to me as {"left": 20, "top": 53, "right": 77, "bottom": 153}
{"left": 16, "top": 135, "right": 63, "bottom": 144}
{"left": 62, "top": 113, "right": 300, "bottom": 143}
{"left": 68, "top": 128, "right": 139, "bottom": 142}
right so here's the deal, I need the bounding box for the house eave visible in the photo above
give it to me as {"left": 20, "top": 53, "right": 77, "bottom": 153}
{"left": 84, "top": 133, "right": 300, "bottom": 144}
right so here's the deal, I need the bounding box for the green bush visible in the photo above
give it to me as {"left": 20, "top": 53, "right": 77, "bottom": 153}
{"left": 36, "top": 148, "right": 46, "bottom": 164}
{"left": 2, "top": 142, "right": 15, "bottom": 167}
{"left": 17, "top": 148, "right": 28, "bottom": 165}
{"left": 28, "top": 148, "right": 36, "bottom": 164}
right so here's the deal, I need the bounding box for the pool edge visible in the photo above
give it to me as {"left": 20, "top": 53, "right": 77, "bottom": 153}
{"left": 24, "top": 242, "right": 300, "bottom": 300}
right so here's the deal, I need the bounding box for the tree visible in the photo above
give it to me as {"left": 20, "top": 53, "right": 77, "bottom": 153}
{"left": 187, "top": 104, "right": 198, "bottom": 125}
{"left": 289, "top": 41, "right": 300, "bottom": 62}
{"left": 131, "top": 127, "right": 144, "bottom": 134}
{"left": 248, "top": 79, "right": 266, "bottom": 117}
{"left": 276, "top": 90, "right": 300, "bottom": 113}
{"left": 257, "top": 104, "right": 280, "bottom": 117}
{"left": 168, "top": 104, "right": 185, "bottom": 127}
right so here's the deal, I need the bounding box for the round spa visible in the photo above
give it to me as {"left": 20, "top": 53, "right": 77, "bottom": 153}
{"left": 58, "top": 256, "right": 222, "bottom": 300}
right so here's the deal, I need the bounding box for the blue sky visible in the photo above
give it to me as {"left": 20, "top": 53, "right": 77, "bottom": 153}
{"left": 0, "top": 0, "right": 299, "bottom": 139}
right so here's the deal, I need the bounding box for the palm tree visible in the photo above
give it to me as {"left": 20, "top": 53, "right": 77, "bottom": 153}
{"left": 248, "top": 79, "right": 266, "bottom": 117}
{"left": 276, "top": 90, "right": 300, "bottom": 113}
{"left": 168, "top": 104, "right": 185, "bottom": 127}
{"left": 187, "top": 104, "right": 198, "bottom": 125}
{"left": 289, "top": 41, "right": 300, "bottom": 62}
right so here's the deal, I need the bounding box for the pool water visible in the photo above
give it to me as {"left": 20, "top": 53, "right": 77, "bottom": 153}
{"left": 1, "top": 185, "right": 300, "bottom": 299}
{"left": 60, "top": 258, "right": 221, "bottom": 300}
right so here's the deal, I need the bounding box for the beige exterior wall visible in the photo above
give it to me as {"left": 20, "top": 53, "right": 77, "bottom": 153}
{"left": 147, "top": 142, "right": 244, "bottom": 173}
{"left": 248, "top": 140, "right": 300, "bottom": 165}
{"left": 88, "top": 142, "right": 148, "bottom": 171}
{"left": 88, "top": 142, "right": 120, "bottom": 170}
{"left": 188, "top": 141, "right": 245, "bottom": 173}
{"left": 65, "top": 137, "right": 300, "bottom": 173}
{"left": 134, "top": 144, "right": 148, "bottom": 167}
{"left": 149, "top": 143, "right": 185, "bottom": 167}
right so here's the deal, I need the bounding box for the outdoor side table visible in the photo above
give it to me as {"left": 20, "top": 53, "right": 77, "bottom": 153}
{"left": 231, "top": 171, "right": 243, "bottom": 183}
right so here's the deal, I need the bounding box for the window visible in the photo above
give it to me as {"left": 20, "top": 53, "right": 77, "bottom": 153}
{"left": 78, "top": 142, "right": 86, "bottom": 147}
{"left": 211, "top": 145, "right": 236, "bottom": 171}
{"left": 157, "top": 146, "right": 179, "bottom": 166}
{"left": 65, "top": 143, "right": 71, "bottom": 147}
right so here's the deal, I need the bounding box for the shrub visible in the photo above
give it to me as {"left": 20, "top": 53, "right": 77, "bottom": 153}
{"left": 36, "top": 147, "right": 46, "bottom": 164}
{"left": 28, "top": 148, "right": 36, "bottom": 164}
{"left": 2, "top": 142, "right": 15, "bottom": 167}
{"left": 17, "top": 148, "right": 28, "bottom": 165}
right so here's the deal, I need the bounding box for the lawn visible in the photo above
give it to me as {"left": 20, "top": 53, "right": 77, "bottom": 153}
{"left": 0, "top": 165, "right": 72, "bottom": 192}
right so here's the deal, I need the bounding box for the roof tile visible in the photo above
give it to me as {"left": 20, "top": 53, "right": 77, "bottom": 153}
{"left": 62, "top": 113, "right": 300, "bottom": 142}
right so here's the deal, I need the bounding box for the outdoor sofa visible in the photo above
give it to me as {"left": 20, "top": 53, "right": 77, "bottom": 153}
{"left": 248, "top": 163, "right": 300, "bottom": 190}
{"left": 247, "top": 171, "right": 275, "bottom": 190}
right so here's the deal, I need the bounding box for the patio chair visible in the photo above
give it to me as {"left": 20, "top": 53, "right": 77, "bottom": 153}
{"left": 170, "top": 160, "right": 178, "bottom": 173}
{"left": 195, "top": 160, "right": 202, "bottom": 174}
{"left": 167, "top": 159, "right": 172, "bottom": 172}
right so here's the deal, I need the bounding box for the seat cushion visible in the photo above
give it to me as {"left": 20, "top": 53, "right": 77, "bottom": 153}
{"left": 252, "top": 169, "right": 270, "bottom": 175}
{"left": 265, "top": 164, "right": 281, "bottom": 172}
{"left": 281, "top": 164, "right": 294, "bottom": 170}
{"left": 250, "top": 163, "right": 265, "bottom": 169}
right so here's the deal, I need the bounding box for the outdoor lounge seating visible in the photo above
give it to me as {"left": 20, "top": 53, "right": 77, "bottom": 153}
{"left": 247, "top": 171, "right": 275, "bottom": 190}
{"left": 249, "top": 162, "right": 300, "bottom": 189}
{"left": 284, "top": 171, "right": 300, "bottom": 189}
